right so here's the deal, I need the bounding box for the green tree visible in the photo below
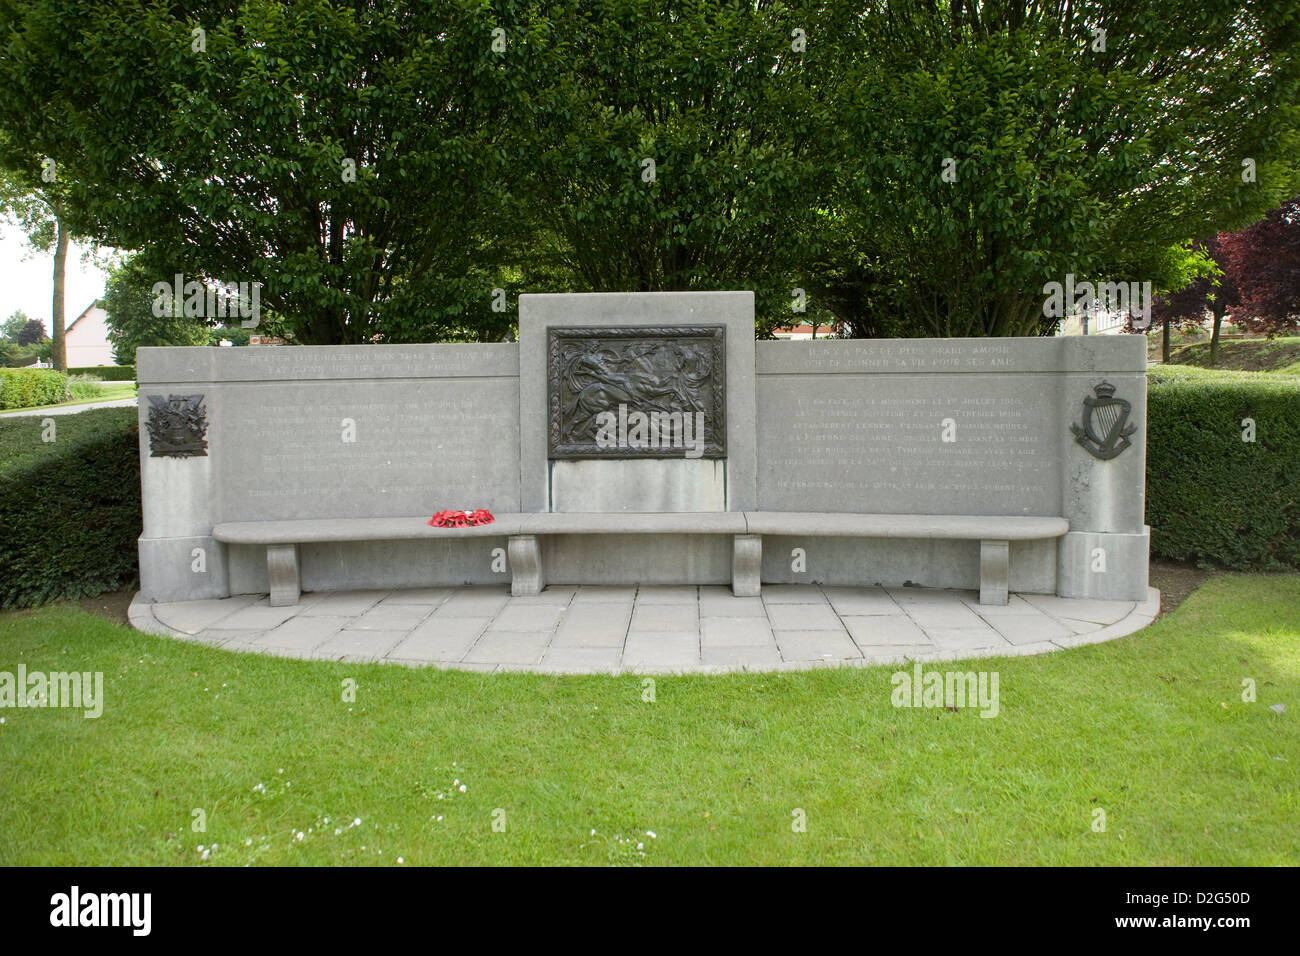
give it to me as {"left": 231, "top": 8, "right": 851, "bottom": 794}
{"left": 519, "top": 0, "right": 844, "bottom": 331}
{"left": 812, "top": 0, "right": 1300, "bottom": 337}
{"left": 0, "top": 310, "right": 30, "bottom": 342}
{"left": 16, "top": 318, "right": 46, "bottom": 346}
{"left": 0, "top": 154, "right": 76, "bottom": 369}
{"left": 0, "top": 0, "right": 536, "bottom": 344}
{"left": 102, "top": 255, "right": 209, "bottom": 365}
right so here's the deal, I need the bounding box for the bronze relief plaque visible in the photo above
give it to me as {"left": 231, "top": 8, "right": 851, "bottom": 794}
{"left": 547, "top": 326, "right": 726, "bottom": 459}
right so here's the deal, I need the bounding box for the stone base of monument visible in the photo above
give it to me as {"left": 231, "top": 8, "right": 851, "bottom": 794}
{"left": 127, "top": 584, "right": 1162, "bottom": 674}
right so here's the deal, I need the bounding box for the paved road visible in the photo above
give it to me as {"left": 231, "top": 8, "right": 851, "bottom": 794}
{"left": 1, "top": 397, "right": 138, "bottom": 419}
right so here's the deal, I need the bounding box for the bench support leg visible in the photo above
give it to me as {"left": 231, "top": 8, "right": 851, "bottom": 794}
{"left": 979, "top": 540, "right": 1010, "bottom": 606}
{"left": 267, "top": 543, "right": 301, "bottom": 607}
{"left": 509, "top": 534, "right": 543, "bottom": 597}
{"left": 732, "top": 534, "right": 762, "bottom": 598}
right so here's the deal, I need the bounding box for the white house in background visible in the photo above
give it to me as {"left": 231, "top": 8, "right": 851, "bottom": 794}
{"left": 64, "top": 300, "right": 117, "bottom": 366}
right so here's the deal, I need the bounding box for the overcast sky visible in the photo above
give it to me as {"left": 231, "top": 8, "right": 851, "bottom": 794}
{"left": 0, "top": 221, "right": 111, "bottom": 326}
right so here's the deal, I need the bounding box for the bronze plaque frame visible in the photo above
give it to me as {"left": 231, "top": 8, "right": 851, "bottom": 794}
{"left": 547, "top": 325, "right": 726, "bottom": 459}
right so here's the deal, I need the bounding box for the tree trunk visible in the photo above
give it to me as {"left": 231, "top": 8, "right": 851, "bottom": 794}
{"left": 1210, "top": 301, "right": 1225, "bottom": 367}
{"left": 1162, "top": 318, "right": 1170, "bottom": 364}
{"left": 51, "top": 215, "right": 68, "bottom": 371}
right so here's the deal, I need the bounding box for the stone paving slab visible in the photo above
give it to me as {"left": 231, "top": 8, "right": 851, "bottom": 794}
{"left": 128, "top": 584, "right": 1160, "bottom": 674}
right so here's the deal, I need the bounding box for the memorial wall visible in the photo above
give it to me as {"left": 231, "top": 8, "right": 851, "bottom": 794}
{"left": 136, "top": 293, "right": 1149, "bottom": 604}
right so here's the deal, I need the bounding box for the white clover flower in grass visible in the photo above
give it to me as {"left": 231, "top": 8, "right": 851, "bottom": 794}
{"left": 335, "top": 829, "right": 342, "bottom": 836}
{"left": 458, "top": 785, "right": 467, "bottom": 793}
{"left": 397, "top": 857, "right": 404, "bottom": 864}
{"left": 294, "top": 831, "right": 304, "bottom": 841}
{"left": 646, "top": 831, "right": 656, "bottom": 839}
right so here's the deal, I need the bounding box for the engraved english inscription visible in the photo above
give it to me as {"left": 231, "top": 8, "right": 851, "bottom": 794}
{"left": 548, "top": 326, "right": 726, "bottom": 459}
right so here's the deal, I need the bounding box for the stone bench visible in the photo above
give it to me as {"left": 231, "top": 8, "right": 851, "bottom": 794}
{"left": 739, "top": 513, "right": 1069, "bottom": 605}
{"left": 213, "top": 512, "right": 1068, "bottom": 608}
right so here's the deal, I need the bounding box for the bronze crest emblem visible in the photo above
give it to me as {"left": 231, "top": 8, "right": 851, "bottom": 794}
{"left": 146, "top": 393, "right": 208, "bottom": 458}
{"left": 1070, "top": 381, "right": 1136, "bottom": 460}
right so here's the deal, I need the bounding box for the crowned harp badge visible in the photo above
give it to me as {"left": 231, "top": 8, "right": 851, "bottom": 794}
{"left": 1071, "top": 381, "right": 1136, "bottom": 460}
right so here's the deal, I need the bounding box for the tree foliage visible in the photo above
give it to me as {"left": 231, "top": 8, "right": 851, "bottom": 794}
{"left": 1218, "top": 197, "right": 1300, "bottom": 334}
{"left": 2, "top": 0, "right": 1298, "bottom": 341}
{"left": 812, "top": 0, "right": 1300, "bottom": 336}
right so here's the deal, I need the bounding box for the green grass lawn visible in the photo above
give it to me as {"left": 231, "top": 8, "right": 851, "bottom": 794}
{"left": 0, "top": 382, "right": 136, "bottom": 416}
{"left": 1, "top": 575, "right": 1296, "bottom": 866}
{"left": 1161, "top": 335, "right": 1300, "bottom": 375}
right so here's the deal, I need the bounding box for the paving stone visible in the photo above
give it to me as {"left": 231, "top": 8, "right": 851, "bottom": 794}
{"left": 701, "top": 618, "right": 775, "bottom": 648}
{"left": 379, "top": 588, "right": 454, "bottom": 605}
{"left": 888, "top": 587, "right": 979, "bottom": 607}
{"left": 190, "top": 628, "right": 263, "bottom": 648}
{"left": 314, "top": 629, "right": 408, "bottom": 660}
{"left": 634, "top": 586, "right": 700, "bottom": 604}
{"left": 821, "top": 588, "right": 900, "bottom": 616}
{"left": 538, "top": 646, "right": 623, "bottom": 671}
{"left": 975, "top": 612, "right": 1073, "bottom": 645}
{"left": 958, "top": 594, "right": 1045, "bottom": 615}
{"left": 571, "top": 586, "right": 638, "bottom": 604}
{"left": 698, "top": 588, "right": 766, "bottom": 618}
{"left": 856, "top": 645, "right": 937, "bottom": 664}
{"left": 206, "top": 603, "right": 301, "bottom": 630}
{"left": 774, "top": 630, "right": 862, "bottom": 662}
{"left": 510, "top": 587, "right": 577, "bottom": 606}
{"left": 923, "top": 626, "right": 1011, "bottom": 652}
{"left": 463, "top": 630, "right": 552, "bottom": 665}
{"left": 760, "top": 585, "right": 828, "bottom": 604}
{"left": 552, "top": 604, "right": 632, "bottom": 647}
{"left": 902, "top": 603, "right": 990, "bottom": 630}
{"left": 621, "top": 632, "right": 700, "bottom": 670}
{"left": 1020, "top": 594, "right": 1135, "bottom": 624}
{"left": 492, "top": 603, "right": 566, "bottom": 632}
{"left": 151, "top": 595, "right": 260, "bottom": 634}
{"left": 300, "top": 590, "right": 388, "bottom": 617}
{"left": 388, "top": 617, "right": 490, "bottom": 661}
{"left": 843, "top": 615, "right": 931, "bottom": 646}
{"left": 701, "top": 644, "right": 782, "bottom": 667}
{"left": 630, "top": 603, "right": 698, "bottom": 632}
{"left": 764, "top": 603, "right": 843, "bottom": 631}
{"left": 349, "top": 604, "right": 435, "bottom": 631}
{"left": 437, "top": 589, "right": 511, "bottom": 617}
{"left": 130, "top": 583, "right": 1156, "bottom": 673}
{"left": 252, "top": 615, "right": 351, "bottom": 650}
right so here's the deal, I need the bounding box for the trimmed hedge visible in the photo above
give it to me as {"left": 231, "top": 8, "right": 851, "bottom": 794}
{"left": 1146, "top": 365, "right": 1300, "bottom": 570}
{"left": 0, "top": 368, "right": 69, "bottom": 409}
{"left": 67, "top": 365, "right": 136, "bottom": 381}
{"left": 0, "top": 407, "right": 141, "bottom": 608}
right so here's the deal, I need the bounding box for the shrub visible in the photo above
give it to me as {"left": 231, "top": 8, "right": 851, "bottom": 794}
{"left": 0, "top": 407, "right": 142, "bottom": 608}
{"left": 0, "top": 368, "right": 69, "bottom": 409}
{"left": 66, "top": 374, "right": 104, "bottom": 400}
{"left": 1146, "top": 365, "right": 1300, "bottom": 569}
{"left": 67, "top": 365, "right": 136, "bottom": 381}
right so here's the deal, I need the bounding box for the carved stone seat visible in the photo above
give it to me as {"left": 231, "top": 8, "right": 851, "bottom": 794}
{"left": 214, "top": 512, "right": 1068, "bottom": 608}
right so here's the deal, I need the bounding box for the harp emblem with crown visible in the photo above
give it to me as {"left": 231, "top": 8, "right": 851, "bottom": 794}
{"left": 1071, "top": 382, "right": 1136, "bottom": 460}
